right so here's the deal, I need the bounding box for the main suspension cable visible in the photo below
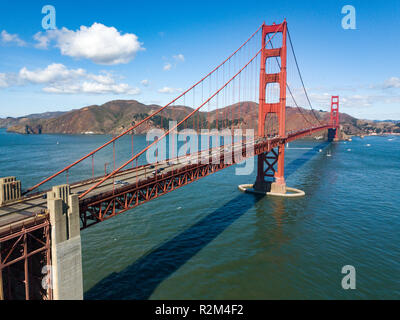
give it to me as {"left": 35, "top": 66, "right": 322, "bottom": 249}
{"left": 287, "top": 27, "right": 322, "bottom": 125}
{"left": 265, "top": 33, "right": 316, "bottom": 128}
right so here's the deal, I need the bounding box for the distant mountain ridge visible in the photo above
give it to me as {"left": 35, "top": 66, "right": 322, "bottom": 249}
{"left": 0, "top": 111, "right": 67, "bottom": 129}
{"left": 2, "top": 99, "right": 398, "bottom": 136}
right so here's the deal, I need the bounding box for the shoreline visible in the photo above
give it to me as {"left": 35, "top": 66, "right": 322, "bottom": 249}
{"left": 2, "top": 127, "right": 399, "bottom": 137}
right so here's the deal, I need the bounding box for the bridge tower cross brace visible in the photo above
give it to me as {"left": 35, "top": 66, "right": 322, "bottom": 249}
{"left": 255, "top": 20, "right": 288, "bottom": 193}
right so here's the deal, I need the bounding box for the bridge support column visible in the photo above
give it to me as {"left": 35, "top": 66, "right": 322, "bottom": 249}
{"left": 329, "top": 96, "right": 340, "bottom": 141}
{"left": 254, "top": 147, "right": 286, "bottom": 194}
{"left": 238, "top": 21, "right": 305, "bottom": 197}
{"left": 328, "top": 128, "right": 338, "bottom": 142}
{"left": 252, "top": 21, "right": 288, "bottom": 195}
{"left": 239, "top": 144, "right": 304, "bottom": 197}
{"left": 47, "top": 185, "right": 83, "bottom": 300}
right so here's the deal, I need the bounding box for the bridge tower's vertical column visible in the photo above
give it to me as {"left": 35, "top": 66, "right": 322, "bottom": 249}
{"left": 47, "top": 185, "right": 83, "bottom": 300}
{"left": 255, "top": 20, "right": 288, "bottom": 194}
{"left": 331, "top": 96, "right": 340, "bottom": 139}
{"left": 328, "top": 96, "right": 340, "bottom": 141}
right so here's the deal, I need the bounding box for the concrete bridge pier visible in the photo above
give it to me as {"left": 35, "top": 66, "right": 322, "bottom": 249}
{"left": 47, "top": 185, "right": 83, "bottom": 300}
{"left": 253, "top": 179, "right": 287, "bottom": 195}
{"left": 239, "top": 148, "right": 305, "bottom": 197}
{"left": 328, "top": 128, "right": 340, "bottom": 142}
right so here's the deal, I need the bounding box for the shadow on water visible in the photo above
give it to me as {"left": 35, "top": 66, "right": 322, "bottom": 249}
{"left": 85, "top": 193, "right": 264, "bottom": 299}
{"left": 84, "top": 141, "right": 331, "bottom": 300}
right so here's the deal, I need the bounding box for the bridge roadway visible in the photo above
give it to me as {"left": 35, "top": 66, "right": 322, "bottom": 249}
{"left": 0, "top": 137, "right": 266, "bottom": 234}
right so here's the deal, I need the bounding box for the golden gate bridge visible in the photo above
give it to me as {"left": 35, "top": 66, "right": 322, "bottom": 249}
{"left": 0, "top": 20, "right": 340, "bottom": 300}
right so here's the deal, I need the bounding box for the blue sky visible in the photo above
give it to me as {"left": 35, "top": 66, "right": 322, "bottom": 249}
{"left": 0, "top": 0, "right": 399, "bottom": 120}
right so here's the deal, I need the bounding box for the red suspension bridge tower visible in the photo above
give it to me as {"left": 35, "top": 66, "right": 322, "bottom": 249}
{"left": 254, "top": 20, "right": 288, "bottom": 194}
{"left": 329, "top": 96, "right": 340, "bottom": 141}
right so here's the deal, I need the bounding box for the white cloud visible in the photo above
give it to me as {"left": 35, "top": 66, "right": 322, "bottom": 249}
{"left": 173, "top": 54, "right": 185, "bottom": 62}
{"left": 307, "top": 90, "right": 396, "bottom": 111}
{"left": 158, "top": 86, "right": 182, "bottom": 94}
{"left": 383, "top": 77, "right": 400, "bottom": 89}
{"left": 0, "top": 73, "right": 8, "bottom": 87}
{"left": 163, "top": 63, "right": 172, "bottom": 71}
{"left": 140, "top": 79, "right": 149, "bottom": 86}
{"left": 87, "top": 73, "right": 115, "bottom": 85}
{"left": 163, "top": 54, "right": 185, "bottom": 71}
{"left": 1, "top": 30, "right": 26, "bottom": 47}
{"left": 1, "top": 63, "right": 140, "bottom": 95}
{"left": 44, "top": 81, "right": 141, "bottom": 95}
{"left": 19, "top": 63, "right": 85, "bottom": 84}
{"left": 34, "top": 23, "right": 144, "bottom": 65}
{"left": 339, "top": 95, "right": 373, "bottom": 108}
{"left": 303, "top": 77, "right": 400, "bottom": 111}
{"left": 0, "top": 73, "right": 19, "bottom": 88}
{"left": 33, "top": 32, "right": 51, "bottom": 49}
{"left": 306, "top": 91, "right": 373, "bottom": 109}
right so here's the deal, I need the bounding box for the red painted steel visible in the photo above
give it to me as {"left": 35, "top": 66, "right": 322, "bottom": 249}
{"left": 330, "top": 96, "right": 340, "bottom": 139}
{"left": 256, "top": 20, "right": 288, "bottom": 187}
{"left": 80, "top": 138, "right": 271, "bottom": 228}
{"left": 0, "top": 217, "right": 51, "bottom": 300}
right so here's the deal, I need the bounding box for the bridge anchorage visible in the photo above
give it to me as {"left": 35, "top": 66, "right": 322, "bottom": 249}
{"left": 0, "top": 19, "right": 340, "bottom": 300}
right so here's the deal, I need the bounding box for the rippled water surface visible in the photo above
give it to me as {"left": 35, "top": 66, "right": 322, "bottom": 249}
{"left": 1, "top": 128, "right": 399, "bottom": 299}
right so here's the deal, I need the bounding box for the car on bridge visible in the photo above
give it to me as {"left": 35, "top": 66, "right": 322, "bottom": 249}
{"left": 114, "top": 180, "right": 129, "bottom": 186}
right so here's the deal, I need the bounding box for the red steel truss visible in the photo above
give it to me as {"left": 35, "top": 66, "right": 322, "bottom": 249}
{"left": 0, "top": 217, "right": 51, "bottom": 300}
{"left": 79, "top": 138, "right": 271, "bottom": 228}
